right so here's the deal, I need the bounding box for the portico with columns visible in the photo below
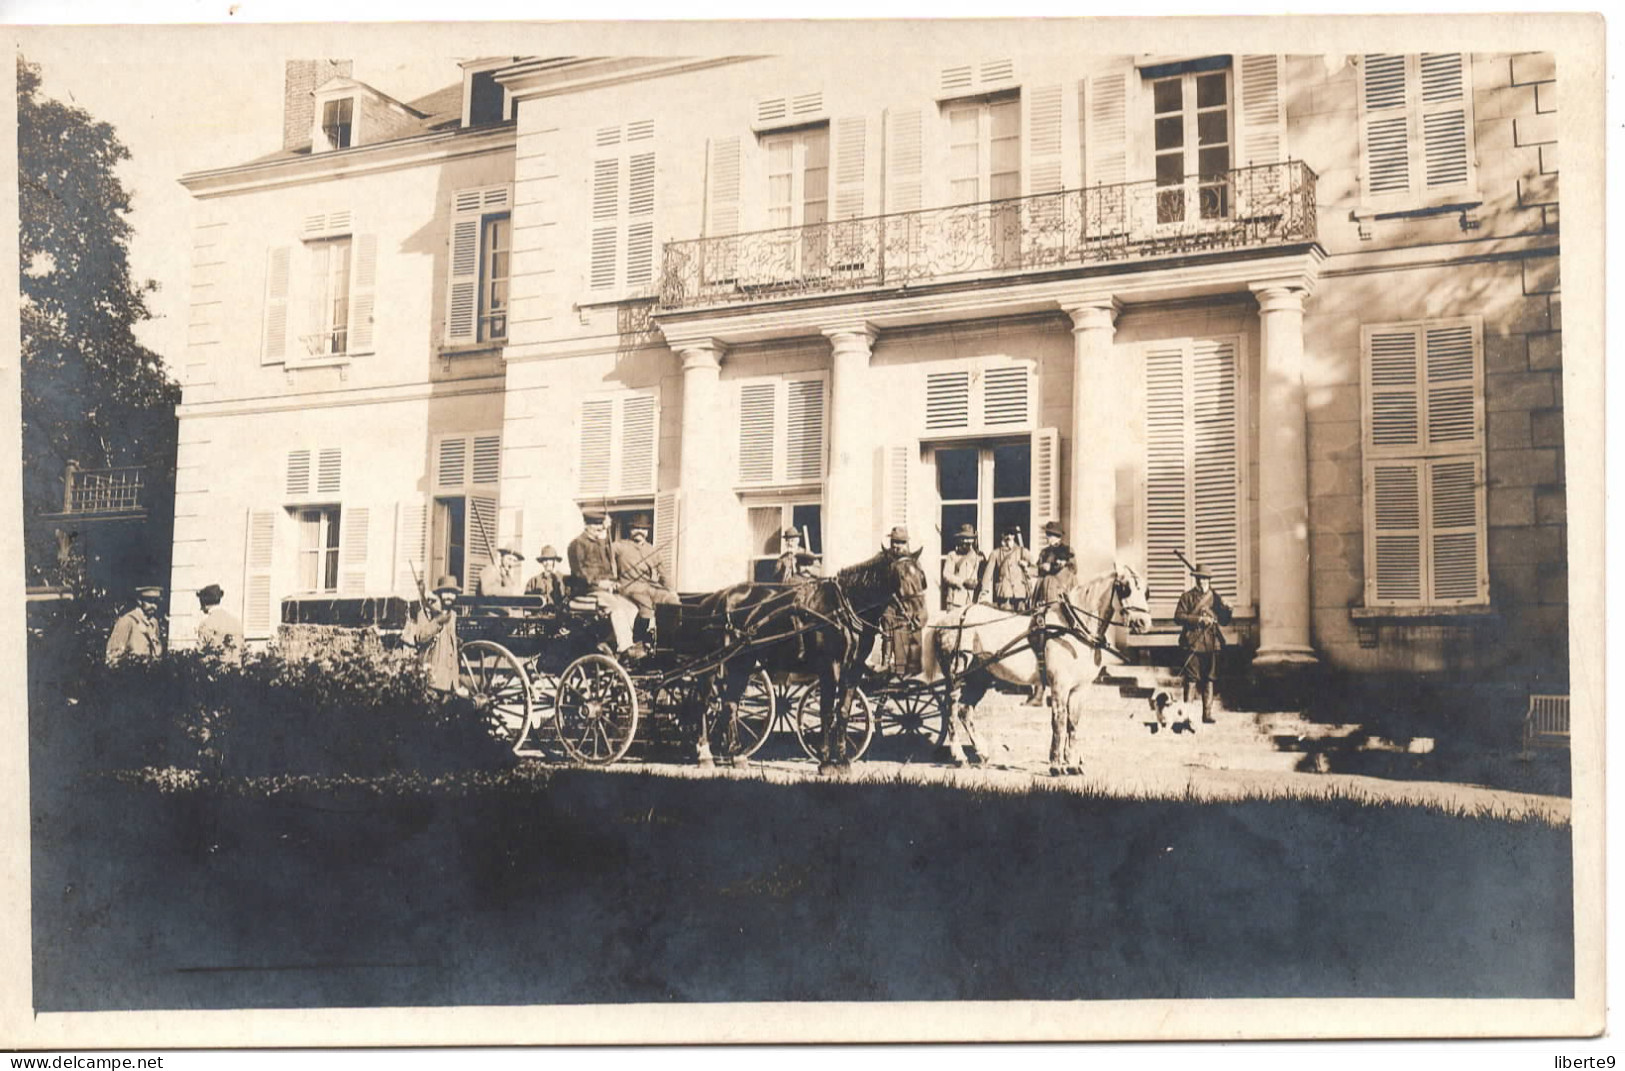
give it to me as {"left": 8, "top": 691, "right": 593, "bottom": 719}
{"left": 643, "top": 246, "right": 1325, "bottom": 667}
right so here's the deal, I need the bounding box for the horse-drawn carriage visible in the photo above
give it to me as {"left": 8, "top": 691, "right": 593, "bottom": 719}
{"left": 449, "top": 550, "right": 1152, "bottom": 774}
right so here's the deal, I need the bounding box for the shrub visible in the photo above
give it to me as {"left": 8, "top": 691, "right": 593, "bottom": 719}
{"left": 30, "top": 616, "right": 514, "bottom": 778}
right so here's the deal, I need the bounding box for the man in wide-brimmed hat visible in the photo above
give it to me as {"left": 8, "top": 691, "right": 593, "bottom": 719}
{"left": 106, "top": 585, "right": 166, "bottom": 665}
{"left": 940, "top": 522, "right": 986, "bottom": 611}
{"left": 1175, "top": 562, "right": 1232, "bottom": 724}
{"left": 525, "top": 545, "right": 567, "bottom": 607}
{"left": 567, "top": 509, "right": 639, "bottom": 655}
{"left": 986, "top": 524, "right": 1035, "bottom": 611}
{"left": 477, "top": 538, "right": 528, "bottom": 597}
{"left": 773, "top": 527, "right": 821, "bottom": 584}
{"left": 612, "top": 513, "right": 678, "bottom": 638}
{"left": 193, "top": 583, "right": 243, "bottom": 661}
{"left": 406, "top": 574, "right": 464, "bottom": 691}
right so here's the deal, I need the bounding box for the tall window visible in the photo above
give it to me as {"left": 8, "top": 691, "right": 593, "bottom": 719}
{"left": 297, "top": 507, "right": 342, "bottom": 593}
{"left": 945, "top": 96, "right": 1020, "bottom": 265}
{"left": 479, "top": 215, "right": 510, "bottom": 342}
{"left": 1358, "top": 54, "right": 1475, "bottom": 202}
{"left": 1151, "top": 70, "right": 1232, "bottom": 224}
{"left": 589, "top": 120, "right": 657, "bottom": 293}
{"left": 444, "top": 186, "right": 513, "bottom": 346}
{"left": 762, "top": 127, "right": 830, "bottom": 277}
{"left": 431, "top": 496, "right": 467, "bottom": 589}
{"left": 1361, "top": 319, "right": 1488, "bottom": 606}
{"left": 306, "top": 237, "right": 351, "bottom": 357}
{"left": 432, "top": 433, "right": 500, "bottom": 593}
{"left": 934, "top": 441, "right": 1031, "bottom": 554}
{"left": 321, "top": 98, "right": 354, "bottom": 150}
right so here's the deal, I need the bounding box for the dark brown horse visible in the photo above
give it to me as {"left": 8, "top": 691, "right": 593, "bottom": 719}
{"left": 699, "top": 548, "right": 927, "bottom": 773}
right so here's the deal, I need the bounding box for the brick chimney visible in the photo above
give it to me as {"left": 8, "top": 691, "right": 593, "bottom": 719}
{"left": 283, "top": 59, "right": 353, "bottom": 152}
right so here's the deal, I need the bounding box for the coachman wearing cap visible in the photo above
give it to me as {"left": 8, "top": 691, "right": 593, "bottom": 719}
{"left": 106, "top": 585, "right": 166, "bottom": 665}
{"left": 1175, "top": 563, "right": 1233, "bottom": 724}
{"left": 880, "top": 526, "right": 926, "bottom": 676}
{"left": 940, "top": 523, "right": 986, "bottom": 611}
{"left": 567, "top": 510, "right": 640, "bottom": 655}
{"left": 477, "top": 539, "right": 529, "bottom": 597}
{"left": 1031, "top": 520, "right": 1076, "bottom": 607}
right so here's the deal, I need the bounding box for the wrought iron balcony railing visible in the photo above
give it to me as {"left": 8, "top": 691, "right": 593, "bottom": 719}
{"left": 64, "top": 463, "right": 146, "bottom": 515}
{"left": 659, "top": 160, "right": 1317, "bottom": 311}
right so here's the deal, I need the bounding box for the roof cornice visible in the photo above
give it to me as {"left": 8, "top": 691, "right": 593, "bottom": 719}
{"left": 178, "top": 124, "right": 516, "bottom": 199}
{"left": 497, "top": 55, "right": 765, "bottom": 99}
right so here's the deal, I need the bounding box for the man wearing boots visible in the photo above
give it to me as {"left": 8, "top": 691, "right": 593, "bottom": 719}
{"left": 1174, "top": 562, "right": 1232, "bottom": 724}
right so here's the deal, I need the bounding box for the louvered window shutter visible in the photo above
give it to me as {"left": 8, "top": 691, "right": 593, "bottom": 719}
{"left": 395, "top": 500, "right": 427, "bottom": 598}
{"left": 590, "top": 156, "right": 621, "bottom": 291}
{"left": 1030, "top": 427, "right": 1060, "bottom": 541}
{"left": 1424, "top": 323, "right": 1480, "bottom": 446}
{"left": 346, "top": 233, "right": 377, "bottom": 354}
{"left": 242, "top": 508, "right": 277, "bottom": 639}
{"left": 620, "top": 393, "right": 657, "bottom": 495}
{"left": 1362, "top": 53, "right": 1413, "bottom": 197}
{"left": 1419, "top": 53, "right": 1470, "bottom": 191}
{"left": 578, "top": 399, "right": 614, "bottom": 497}
{"left": 445, "top": 204, "right": 482, "bottom": 344}
{"left": 654, "top": 489, "right": 681, "bottom": 590}
{"left": 884, "top": 108, "right": 924, "bottom": 213}
{"left": 340, "top": 506, "right": 370, "bottom": 595}
{"left": 471, "top": 434, "right": 502, "bottom": 486}
{"left": 704, "top": 136, "right": 741, "bottom": 286}
{"left": 1366, "top": 326, "right": 1422, "bottom": 449}
{"left": 1428, "top": 456, "right": 1486, "bottom": 603}
{"left": 1026, "top": 85, "right": 1065, "bottom": 196}
{"left": 738, "top": 382, "right": 777, "bottom": 485}
{"left": 981, "top": 365, "right": 1031, "bottom": 428}
{"left": 1191, "top": 339, "right": 1240, "bottom": 602}
{"left": 262, "top": 246, "right": 291, "bottom": 365}
{"left": 1236, "top": 55, "right": 1286, "bottom": 167}
{"left": 785, "top": 378, "right": 826, "bottom": 482}
{"left": 1368, "top": 460, "right": 1424, "bottom": 604}
{"left": 316, "top": 448, "right": 342, "bottom": 496}
{"left": 626, "top": 149, "right": 656, "bottom": 288}
{"left": 1086, "top": 73, "right": 1127, "bottom": 187}
{"left": 875, "top": 444, "right": 912, "bottom": 544}
{"left": 438, "top": 436, "right": 469, "bottom": 490}
{"left": 833, "top": 116, "right": 870, "bottom": 221}
{"left": 286, "top": 449, "right": 312, "bottom": 498}
{"left": 1143, "top": 339, "right": 1242, "bottom": 617}
{"left": 925, "top": 370, "right": 973, "bottom": 431}
{"left": 465, "top": 493, "right": 498, "bottom": 593}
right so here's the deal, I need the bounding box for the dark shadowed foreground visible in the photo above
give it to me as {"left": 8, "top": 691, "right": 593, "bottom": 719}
{"left": 33, "top": 759, "right": 1572, "bottom": 1011}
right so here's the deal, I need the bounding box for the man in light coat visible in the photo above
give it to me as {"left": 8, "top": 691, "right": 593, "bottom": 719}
{"left": 940, "top": 523, "right": 986, "bottom": 611}
{"left": 106, "top": 586, "right": 165, "bottom": 664}
{"left": 194, "top": 583, "right": 244, "bottom": 661}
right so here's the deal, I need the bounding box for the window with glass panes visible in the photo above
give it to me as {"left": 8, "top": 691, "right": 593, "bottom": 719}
{"left": 747, "top": 502, "right": 823, "bottom": 582}
{"left": 322, "top": 98, "right": 353, "bottom": 150}
{"left": 945, "top": 96, "right": 1021, "bottom": 266}
{"left": 430, "top": 496, "right": 467, "bottom": 589}
{"left": 297, "top": 506, "right": 342, "bottom": 592}
{"left": 479, "top": 215, "right": 509, "bottom": 342}
{"left": 307, "top": 237, "right": 351, "bottom": 356}
{"left": 762, "top": 127, "right": 830, "bottom": 277}
{"left": 934, "top": 441, "right": 1031, "bottom": 554}
{"left": 1151, "top": 70, "right": 1232, "bottom": 224}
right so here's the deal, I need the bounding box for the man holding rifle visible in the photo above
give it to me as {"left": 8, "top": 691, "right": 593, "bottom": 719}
{"left": 1174, "top": 559, "right": 1232, "bottom": 724}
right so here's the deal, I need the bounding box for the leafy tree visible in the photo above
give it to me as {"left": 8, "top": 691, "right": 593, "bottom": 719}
{"left": 17, "top": 56, "right": 179, "bottom": 589}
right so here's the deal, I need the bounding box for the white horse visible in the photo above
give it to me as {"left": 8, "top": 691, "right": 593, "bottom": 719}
{"left": 921, "top": 563, "right": 1153, "bottom": 775}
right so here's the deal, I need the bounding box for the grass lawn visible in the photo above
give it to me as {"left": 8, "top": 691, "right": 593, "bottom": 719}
{"left": 31, "top": 758, "right": 1573, "bottom": 1011}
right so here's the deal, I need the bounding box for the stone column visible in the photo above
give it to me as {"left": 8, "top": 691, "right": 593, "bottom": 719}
{"left": 1063, "top": 297, "right": 1121, "bottom": 577}
{"left": 822, "top": 324, "right": 878, "bottom": 570}
{"left": 675, "top": 340, "right": 726, "bottom": 590}
{"left": 1251, "top": 283, "right": 1317, "bottom": 666}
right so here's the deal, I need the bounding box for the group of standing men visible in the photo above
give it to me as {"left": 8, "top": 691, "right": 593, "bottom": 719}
{"left": 937, "top": 520, "right": 1079, "bottom": 613}
{"left": 104, "top": 583, "right": 244, "bottom": 664}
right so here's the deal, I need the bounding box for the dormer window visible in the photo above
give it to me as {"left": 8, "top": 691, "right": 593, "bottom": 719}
{"left": 460, "top": 58, "right": 518, "bottom": 128}
{"left": 321, "top": 98, "right": 354, "bottom": 151}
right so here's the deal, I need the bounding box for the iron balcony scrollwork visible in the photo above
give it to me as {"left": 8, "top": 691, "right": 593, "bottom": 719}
{"left": 659, "top": 160, "right": 1318, "bottom": 311}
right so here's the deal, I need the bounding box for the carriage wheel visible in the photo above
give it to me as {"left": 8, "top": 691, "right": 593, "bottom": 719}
{"left": 554, "top": 654, "right": 640, "bottom": 765}
{"left": 458, "top": 640, "right": 536, "bottom": 756}
{"left": 874, "top": 679, "right": 949, "bottom": 747}
{"left": 793, "top": 686, "right": 875, "bottom": 763}
{"left": 702, "top": 668, "right": 776, "bottom": 761}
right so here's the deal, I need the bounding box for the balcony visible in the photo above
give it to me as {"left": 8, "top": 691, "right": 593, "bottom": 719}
{"left": 56, "top": 463, "right": 147, "bottom": 519}
{"left": 659, "top": 160, "right": 1317, "bottom": 312}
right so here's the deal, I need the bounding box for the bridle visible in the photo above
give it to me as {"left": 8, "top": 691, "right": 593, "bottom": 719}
{"left": 1053, "top": 569, "right": 1141, "bottom": 659}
